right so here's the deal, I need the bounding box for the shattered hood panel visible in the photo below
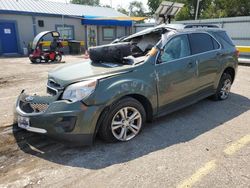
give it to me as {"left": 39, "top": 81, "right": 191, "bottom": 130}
{"left": 48, "top": 61, "right": 132, "bottom": 87}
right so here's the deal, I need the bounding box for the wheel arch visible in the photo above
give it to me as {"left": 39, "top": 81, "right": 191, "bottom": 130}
{"left": 123, "top": 94, "right": 153, "bottom": 122}
{"left": 215, "top": 66, "right": 236, "bottom": 89}
{"left": 223, "top": 67, "right": 235, "bottom": 83}
{"left": 93, "top": 94, "right": 154, "bottom": 140}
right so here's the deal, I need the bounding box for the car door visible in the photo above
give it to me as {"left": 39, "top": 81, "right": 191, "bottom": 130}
{"left": 0, "top": 22, "right": 18, "bottom": 54}
{"left": 155, "top": 34, "right": 197, "bottom": 113}
{"left": 188, "top": 32, "right": 221, "bottom": 91}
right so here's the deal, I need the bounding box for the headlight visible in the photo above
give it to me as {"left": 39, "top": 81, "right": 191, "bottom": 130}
{"left": 62, "top": 80, "right": 97, "bottom": 102}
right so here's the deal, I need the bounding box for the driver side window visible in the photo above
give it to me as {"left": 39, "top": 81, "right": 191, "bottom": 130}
{"left": 160, "top": 34, "right": 191, "bottom": 63}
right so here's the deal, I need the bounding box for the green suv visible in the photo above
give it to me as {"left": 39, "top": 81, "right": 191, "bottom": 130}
{"left": 15, "top": 24, "right": 238, "bottom": 145}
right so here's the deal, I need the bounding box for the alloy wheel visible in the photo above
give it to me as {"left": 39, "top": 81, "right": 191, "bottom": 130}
{"left": 220, "top": 79, "right": 232, "bottom": 99}
{"left": 111, "top": 107, "right": 142, "bottom": 141}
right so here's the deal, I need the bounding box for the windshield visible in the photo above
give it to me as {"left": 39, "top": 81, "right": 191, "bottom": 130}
{"left": 32, "top": 31, "right": 60, "bottom": 49}
{"left": 89, "top": 26, "right": 173, "bottom": 65}
{"left": 122, "top": 29, "right": 166, "bottom": 58}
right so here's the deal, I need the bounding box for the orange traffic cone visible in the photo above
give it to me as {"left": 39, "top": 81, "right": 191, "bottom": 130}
{"left": 83, "top": 50, "right": 89, "bottom": 59}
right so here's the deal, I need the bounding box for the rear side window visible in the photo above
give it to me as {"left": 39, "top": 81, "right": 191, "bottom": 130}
{"left": 189, "top": 33, "right": 214, "bottom": 54}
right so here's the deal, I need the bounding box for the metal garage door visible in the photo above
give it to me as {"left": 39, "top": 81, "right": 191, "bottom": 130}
{"left": 0, "top": 22, "right": 18, "bottom": 54}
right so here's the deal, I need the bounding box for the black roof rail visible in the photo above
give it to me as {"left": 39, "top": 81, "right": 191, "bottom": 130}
{"left": 184, "top": 24, "right": 219, "bottom": 28}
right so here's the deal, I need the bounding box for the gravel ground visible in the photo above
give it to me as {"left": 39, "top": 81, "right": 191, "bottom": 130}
{"left": 0, "top": 56, "right": 249, "bottom": 188}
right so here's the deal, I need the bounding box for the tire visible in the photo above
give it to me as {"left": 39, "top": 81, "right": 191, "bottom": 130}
{"left": 98, "top": 97, "right": 146, "bottom": 142}
{"left": 33, "top": 57, "right": 41, "bottom": 64}
{"left": 44, "top": 56, "right": 49, "bottom": 63}
{"left": 212, "top": 73, "right": 232, "bottom": 100}
{"left": 89, "top": 42, "right": 132, "bottom": 63}
{"left": 55, "top": 54, "right": 62, "bottom": 62}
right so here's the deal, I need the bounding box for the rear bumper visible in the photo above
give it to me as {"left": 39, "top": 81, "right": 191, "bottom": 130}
{"left": 14, "top": 91, "right": 104, "bottom": 145}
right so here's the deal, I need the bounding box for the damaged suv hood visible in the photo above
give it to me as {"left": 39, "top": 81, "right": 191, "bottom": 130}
{"left": 48, "top": 61, "right": 133, "bottom": 87}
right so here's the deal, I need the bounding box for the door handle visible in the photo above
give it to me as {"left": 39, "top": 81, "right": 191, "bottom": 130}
{"left": 195, "top": 60, "right": 199, "bottom": 76}
{"left": 187, "top": 62, "right": 193, "bottom": 68}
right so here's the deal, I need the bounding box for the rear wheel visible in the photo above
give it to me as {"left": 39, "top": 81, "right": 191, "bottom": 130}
{"left": 33, "top": 57, "right": 41, "bottom": 64}
{"left": 212, "top": 73, "right": 232, "bottom": 100}
{"left": 98, "top": 97, "right": 146, "bottom": 142}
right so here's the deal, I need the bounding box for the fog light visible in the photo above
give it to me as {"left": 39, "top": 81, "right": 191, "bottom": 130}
{"left": 55, "top": 116, "right": 76, "bottom": 132}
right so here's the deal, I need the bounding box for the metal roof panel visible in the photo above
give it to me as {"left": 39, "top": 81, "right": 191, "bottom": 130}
{"left": 0, "top": 0, "right": 127, "bottom": 17}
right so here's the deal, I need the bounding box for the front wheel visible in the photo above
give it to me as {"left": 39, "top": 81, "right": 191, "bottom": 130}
{"left": 54, "top": 54, "right": 62, "bottom": 62}
{"left": 212, "top": 73, "right": 232, "bottom": 100}
{"left": 98, "top": 97, "right": 146, "bottom": 142}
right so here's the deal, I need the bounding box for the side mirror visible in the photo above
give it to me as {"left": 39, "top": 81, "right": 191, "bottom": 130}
{"left": 157, "top": 51, "right": 163, "bottom": 64}
{"left": 157, "top": 56, "right": 163, "bottom": 64}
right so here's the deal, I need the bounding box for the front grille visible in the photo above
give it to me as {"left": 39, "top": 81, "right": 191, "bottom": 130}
{"left": 30, "top": 103, "right": 49, "bottom": 112}
{"left": 47, "top": 79, "right": 63, "bottom": 95}
{"left": 19, "top": 100, "right": 49, "bottom": 113}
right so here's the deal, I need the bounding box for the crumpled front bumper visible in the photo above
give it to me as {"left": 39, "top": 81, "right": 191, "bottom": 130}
{"left": 14, "top": 90, "right": 104, "bottom": 145}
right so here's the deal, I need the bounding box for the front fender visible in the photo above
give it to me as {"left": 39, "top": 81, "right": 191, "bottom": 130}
{"left": 85, "top": 70, "right": 158, "bottom": 114}
{"left": 105, "top": 79, "right": 156, "bottom": 105}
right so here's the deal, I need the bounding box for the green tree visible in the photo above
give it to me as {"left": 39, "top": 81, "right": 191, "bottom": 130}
{"left": 102, "top": 4, "right": 112, "bottom": 8}
{"left": 147, "top": 0, "right": 162, "bottom": 14}
{"left": 128, "top": 1, "right": 146, "bottom": 17}
{"left": 148, "top": 0, "right": 250, "bottom": 21}
{"left": 175, "top": 5, "right": 190, "bottom": 20}
{"left": 201, "top": 1, "right": 227, "bottom": 19}
{"left": 117, "top": 6, "right": 129, "bottom": 15}
{"left": 202, "top": 0, "right": 250, "bottom": 18}
{"left": 70, "top": 0, "right": 100, "bottom": 6}
{"left": 176, "top": 0, "right": 211, "bottom": 20}
{"left": 148, "top": 0, "right": 211, "bottom": 20}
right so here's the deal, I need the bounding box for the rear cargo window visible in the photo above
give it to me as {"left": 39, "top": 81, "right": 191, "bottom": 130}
{"left": 189, "top": 33, "right": 214, "bottom": 54}
{"left": 212, "top": 37, "right": 220, "bottom": 49}
{"left": 216, "top": 31, "right": 235, "bottom": 46}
